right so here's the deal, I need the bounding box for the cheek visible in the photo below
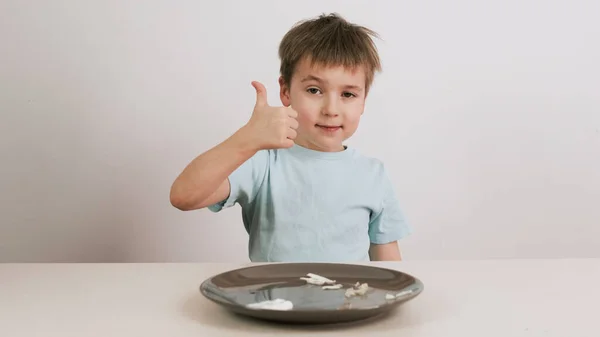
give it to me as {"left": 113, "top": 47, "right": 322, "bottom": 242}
{"left": 346, "top": 105, "right": 364, "bottom": 122}
{"left": 290, "top": 95, "right": 318, "bottom": 125}
{"left": 296, "top": 111, "right": 315, "bottom": 129}
{"left": 341, "top": 107, "right": 364, "bottom": 132}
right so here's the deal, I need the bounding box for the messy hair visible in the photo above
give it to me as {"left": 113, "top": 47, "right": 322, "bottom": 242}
{"left": 278, "top": 13, "right": 382, "bottom": 93}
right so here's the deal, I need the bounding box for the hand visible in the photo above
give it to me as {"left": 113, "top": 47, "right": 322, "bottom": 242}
{"left": 242, "top": 81, "right": 299, "bottom": 150}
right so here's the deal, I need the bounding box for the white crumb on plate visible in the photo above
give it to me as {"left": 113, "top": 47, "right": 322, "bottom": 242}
{"left": 307, "top": 273, "right": 337, "bottom": 284}
{"left": 345, "top": 282, "right": 369, "bottom": 297}
{"left": 322, "top": 284, "right": 343, "bottom": 290}
{"left": 385, "top": 290, "right": 412, "bottom": 300}
{"left": 300, "top": 273, "right": 336, "bottom": 286}
{"left": 385, "top": 293, "right": 396, "bottom": 300}
{"left": 246, "top": 299, "right": 293, "bottom": 310}
{"left": 300, "top": 277, "right": 326, "bottom": 285}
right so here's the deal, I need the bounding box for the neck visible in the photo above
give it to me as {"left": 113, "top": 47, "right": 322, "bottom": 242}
{"left": 294, "top": 140, "right": 345, "bottom": 153}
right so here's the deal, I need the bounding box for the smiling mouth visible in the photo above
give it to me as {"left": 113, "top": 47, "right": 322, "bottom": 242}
{"left": 316, "top": 124, "right": 342, "bottom": 130}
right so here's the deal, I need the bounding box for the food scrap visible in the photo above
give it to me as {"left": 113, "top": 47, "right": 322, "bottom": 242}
{"left": 300, "top": 273, "right": 336, "bottom": 286}
{"left": 246, "top": 299, "right": 294, "bottom": 310}
{"left": 300, "top": 274, "right": 370, "bottom": 294}
{"left": 385, "top": 289, "right": 412, "bottom": 300}
{"left": 344, "top": 282, "right": 369, "bottom": 297}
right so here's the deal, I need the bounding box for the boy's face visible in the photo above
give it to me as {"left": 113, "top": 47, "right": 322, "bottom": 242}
{"left": 279, "top": 57, "right": 367, "bottom": 152}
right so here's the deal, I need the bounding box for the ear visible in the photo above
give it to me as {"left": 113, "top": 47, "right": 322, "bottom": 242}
{"left": 361, "top": 84, "right": 370, "bottom": 115}
{"left": 360, "top": 99, "right": 366, "bottom": 116}
{"left": 279, "top": 76, "right": 291, "bottom": 107}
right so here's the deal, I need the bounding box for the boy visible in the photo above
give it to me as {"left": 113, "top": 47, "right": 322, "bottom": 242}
{"left": 170, "top": 13, "right": 412, "bottom": 262}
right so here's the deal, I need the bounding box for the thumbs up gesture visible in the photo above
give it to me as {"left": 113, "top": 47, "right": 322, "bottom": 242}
{"left": 243, "top": 81, "right": 299, "bottom": 150}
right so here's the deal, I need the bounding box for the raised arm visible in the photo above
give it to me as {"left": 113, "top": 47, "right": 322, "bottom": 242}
{"left": 169, "top": 81, "right": 298, "bottom": 211}
{"left": 169, "top": 129, "right": 257, "bottom": 211}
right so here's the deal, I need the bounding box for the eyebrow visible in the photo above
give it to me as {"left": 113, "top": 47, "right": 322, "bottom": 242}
{"left": 301, "top": 75, "right": 364, "bottom": 91}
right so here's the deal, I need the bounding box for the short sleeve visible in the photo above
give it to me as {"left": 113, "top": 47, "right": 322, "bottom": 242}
{"left": 368, "top": 166, "right": 413, "bottom": 244}
{"left": 207, "top": 150, "right": 269, "bottom": 212}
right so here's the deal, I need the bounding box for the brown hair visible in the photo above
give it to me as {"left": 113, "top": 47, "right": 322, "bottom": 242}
{"left": 278, "top": 13, "right": 382, "bottom": 93}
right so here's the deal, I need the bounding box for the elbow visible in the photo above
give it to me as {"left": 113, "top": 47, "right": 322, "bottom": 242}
{"left": 170, "top": 197, "right": 189, "bottom": 211}
{"left": 169, "top": 180, "right": 215, "bottom": 211}
{"left": 171, "top": 197, "right": 199, "bottom": 212}
{"left": 170, "top": 194, "right": 188, "bottom": 211}
{"left": 169, "top": 186, "right": 194, "bottom": 211}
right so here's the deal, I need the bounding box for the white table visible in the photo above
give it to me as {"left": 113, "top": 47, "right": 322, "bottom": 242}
{"left": 1, "top": 260, "right": 598, "bottom": 336}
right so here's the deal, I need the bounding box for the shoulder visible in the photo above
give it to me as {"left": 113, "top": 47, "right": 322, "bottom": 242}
{"left": 345, "top": 147, "right": 387, "bottom": 176}
{"left": 345, "top": 148, "right": 400, "bottom": 196}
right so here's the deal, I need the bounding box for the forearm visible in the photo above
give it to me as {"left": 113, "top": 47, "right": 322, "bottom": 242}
{"left": 170, "top": 127, "right": 257, "bottom": 210}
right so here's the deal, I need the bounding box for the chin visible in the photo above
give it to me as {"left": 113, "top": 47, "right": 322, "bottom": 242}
{"left": 315, "top": 141, "right": 345, "bottom": 152}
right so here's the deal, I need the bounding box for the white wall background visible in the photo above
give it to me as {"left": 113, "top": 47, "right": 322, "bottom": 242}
{"left": 1, "top": 0, "right": 599, "bottom": 262}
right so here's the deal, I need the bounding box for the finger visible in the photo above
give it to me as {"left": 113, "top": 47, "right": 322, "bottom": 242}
{"left": 282, "top": 139, "right": 295, "bottom": 148}
{"left": 287, "top": 107, "right": 298, "bottom": 118}
{"left": 251, "top": 81, "right": 268, "bottom": 107}
{"left": 287, "top": 128, "right": 297, "bottom": 140}
{"left": 288, "top": 117, "right": 299, "bottom": 130}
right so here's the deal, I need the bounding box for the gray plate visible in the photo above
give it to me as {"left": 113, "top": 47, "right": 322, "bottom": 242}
{"left": 199, "top": 263, "right": 424, "bottom": 324}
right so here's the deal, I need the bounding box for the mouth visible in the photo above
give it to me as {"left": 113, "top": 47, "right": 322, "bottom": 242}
{"left": 316, "top": 124, "right": 342, "bottom": 131}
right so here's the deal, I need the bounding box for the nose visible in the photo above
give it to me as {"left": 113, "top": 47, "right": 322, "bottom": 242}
{"left": 321, "top": 96, "right": 339, "bottom": 117}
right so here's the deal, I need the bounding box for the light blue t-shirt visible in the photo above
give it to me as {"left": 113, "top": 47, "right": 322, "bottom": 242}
{"left": 208, "top": 144, "right": 412, "bottom": 262}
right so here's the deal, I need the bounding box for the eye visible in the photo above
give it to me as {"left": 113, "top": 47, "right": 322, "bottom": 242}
{"left": 307, "top": 87, "right": 321, "bottom": 95}
{"left": 342, "top": 92, "right": 357, "bottom": 98}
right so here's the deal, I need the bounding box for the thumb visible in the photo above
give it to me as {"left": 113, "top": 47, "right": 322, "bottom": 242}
{"left": 251, "top": 81, "right": 268, "bottom": 107}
